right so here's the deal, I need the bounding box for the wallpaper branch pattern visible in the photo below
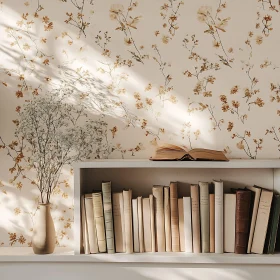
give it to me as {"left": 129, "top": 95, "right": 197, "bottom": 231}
{"left": 0, "top": 0, "right": 280, "bottom": 246}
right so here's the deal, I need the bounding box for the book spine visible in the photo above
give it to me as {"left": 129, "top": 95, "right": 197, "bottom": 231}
{"left": 199, "top": 182, "right": 210, "bottom": 253}
{"left": 137, "top": 196, "right": 144, "bottom": 253}
{"left": 178, "top": 198, "right": 185, "bottom": 252}
{"left": 102, "top": 182, "right": 115, "bottom": 254}
{"left": 183, "top": 197, "right": 193, "bottom": 253}
{"left": 214, "top": 181, "right": 223, "bottom": 254}
{"left": 224, "top": 194, "right": 236, "bottom": 253}
{"left": 123, "top": 189, "right": 133, "bottom": 253}
{"left": 235, "top": 190, "right": 251, "bottom": 254}
{"left": 209, "top": 194, "right": 215, "bottom": 253}
{"left": 191, "top": 184, "right": 201, "bottom": 253}
{"left": 112, "top": 193, "right": 125, "bottom": 253}
{"left": 143, "top": 197, "right": 152, "bottom": 252}
{"left": 92, "top": 193, "right": 107, "bottom": 253}
{"left": 251, "top": 190, "right": 273, "bottom": 254}
{"left": 170, "top": 182, "right": 180, "bottom": 252}
{"left": 152, "top": 186, "right": 165, "bottom": 252}
{"left": 164, "top": 186, "right": 172, "bottom": 252}
{"left": 132, "top": 198, "right": 140, "bottom": 253}
{"left": 81, "top": 195, "right": 90, "bottom": 254}
{"left": 149, "top": 194, "right": 156, "bottom": 252}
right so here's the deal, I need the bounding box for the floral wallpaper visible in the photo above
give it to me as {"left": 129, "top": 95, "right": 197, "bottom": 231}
{"left": 0, "top": 0, "right": 280, "bottom": 247}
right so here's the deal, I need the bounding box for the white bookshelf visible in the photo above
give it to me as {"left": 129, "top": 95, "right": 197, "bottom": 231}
{"left": 73, "top": 159, "right": 280, "bottom": 263}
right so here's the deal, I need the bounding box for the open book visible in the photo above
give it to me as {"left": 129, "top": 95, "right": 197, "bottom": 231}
{"left": 150, "top": 144, "right": 228, "bottom": 161}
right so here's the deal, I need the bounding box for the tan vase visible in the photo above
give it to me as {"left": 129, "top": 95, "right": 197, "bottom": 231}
{"left": 32, "top": 203, "right": 56, "bottom": 254}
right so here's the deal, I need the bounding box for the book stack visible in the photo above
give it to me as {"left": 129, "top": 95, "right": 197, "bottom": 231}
{"left": 82, "top": 181, "right": 280, "bottom": 255}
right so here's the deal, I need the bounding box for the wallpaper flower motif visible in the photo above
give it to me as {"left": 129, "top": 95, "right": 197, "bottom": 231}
{"left": 1, "top": 0, "right": 280, "bottom": 246}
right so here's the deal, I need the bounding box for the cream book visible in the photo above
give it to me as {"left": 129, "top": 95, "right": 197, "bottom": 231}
{"left": 178, "top": 198, "right": 185, "bottom": 251}
{"left": 170, "top": 182, "right": 180, "bottom": 252}
{"left": 246, "top": 185, "right": 262, "bottom": 253}
{"left": 132, "top": 198, "right": 140, "bottom": 253}
{"left": 81, "top": 195, "right": 90, "bottom": 254}
{"left": 164, "top": 186, "right": 172, "bottom": 252}
{"left": 152, "top": 186, "right": 165, "bottom": 252}
{"left": 209, "top": 194, "right": 215, "bottom": 253}
{"left": 102, "top": 182, "right": 115, "bottom": 254}
{"left": 214, "top": 180, "right": 223, "bottom": 253}
{"left": 143, "top": 197, "right": 152, "bottom": 252}
{"left": 251, "top": 189, "right": 273, "bottom": 254}
{"left": 224, "top": 194, "right": 236, "bottom": 253}
{"left": 137, "top": 196, "right": 144, "bottom": 253}
{"left": 92, "top": 192, "right": 106, "bottom": 253}
{"left": 123, "top": 189, "right": 133, "bottom": 253}
{"left": 149, "top": 194, "right": 156, "bottom": 252}
{"left": 199, "top": 182, "right": 210, "bottom": 253}
{"left": 183, "top": 197, "right": 193, "bottom": 253}
{"left": 191, "top": 184, "right": 201, "bottom": 253}
{"left": 112, "top": 192, "right": 126, "bottom": 253}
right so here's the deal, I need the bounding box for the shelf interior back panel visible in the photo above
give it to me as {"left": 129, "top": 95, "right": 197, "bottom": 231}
{"left": 80, "top": 168, "right": 274, "bottom": 197}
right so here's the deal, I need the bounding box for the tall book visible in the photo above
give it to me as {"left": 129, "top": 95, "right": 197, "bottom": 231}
{"left": 178, "top": 198, "right": 185, "bottom": 251}
{"left": 143, "top": 197, "right": 152, "bottom": 252}
{"left": 191, "top": 184, "right": 201, "bottom": 253}
{"left": 246, "top": 185, "right": 262, "bottom": 253}
{"left": 224, "top": 194, "right": 236, "bottom": 253}
{"left": 152, "top": 186, "right": 165, "bottom": 252}
{"left": 102, "top": 182, "right": 115, "bottom": 254}
{"left": 251, "top": 189, "right": 273, "bottom": 254}
{"left": 209, "top": 194, "right": 215, "bottom": 253}
{"left": 132, "top": 198, "right": 140, "bottom": 253}
{"left": 112, "top": 192, "right": 126, "bottom": 253}
{"left": 235, "top": 190, "right": 251, "bottom": 254}
{"left": 137, "top": 196, "right": 144, "bottom": 253}
{"left": 214, "top": 180, "right": 223, "bottom": 253}
{"left": 183, "top": 197, "right": 193, "bottom": 252}
{"left": 123, "top": 189, "right": 133, "bottom": 253}
{"left": 92, "top": 192, "right": 106, "bottom": 253}
{"left": 199, "top": 182, "right": 210, "bottom": 253}
{"left": 164, "top": 186, "right": 171, "bottom": 252}
{"left": 149, "top": 194, "right": 156, "bottom": 252}
{"left": 170, "top": 182, "right": 180, "bottom": 252}
{"left": 265, "top": 195, "right": 280, "bottom": 254}
{"left": 81, "top": 195, "right": 90, "bottom": 254}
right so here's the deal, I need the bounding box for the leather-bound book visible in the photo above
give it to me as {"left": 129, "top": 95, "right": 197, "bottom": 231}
{"left": 235, "top": 190, "right": 251, "bottom": 254}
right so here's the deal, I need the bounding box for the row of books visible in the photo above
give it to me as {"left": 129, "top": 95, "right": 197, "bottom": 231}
{"left": 81, "top": 181, "right": 280, "bottom": 254}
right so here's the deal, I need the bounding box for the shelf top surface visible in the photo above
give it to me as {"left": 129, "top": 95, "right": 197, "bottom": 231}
{"left": 1, "top": 247, "right": 280, "bottom": 264}
{"left": 74, "top": 159, "right": 280, "bottom": 169}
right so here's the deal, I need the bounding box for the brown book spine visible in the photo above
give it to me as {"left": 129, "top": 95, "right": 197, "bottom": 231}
{"left": 209, "top": 194, "right": 215, "bottom": 253}
{"left": 170, "top": 182, "right": 180, "bottom": 252}
{"left": 191, "top": 184, "right": 201, "bottom": 253}
{"left": 235, "top": 190, "right": 251, "bottom": 254}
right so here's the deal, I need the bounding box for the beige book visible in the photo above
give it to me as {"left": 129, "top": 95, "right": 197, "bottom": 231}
{"left": 123, "top": 189, "right": 133, "bottom": 253}
{"left": 191, "top": 184, "right": 201, "bottom": 253}
{"left": 137, "top": 196, "right": 144, "bottom": 252}
{"left": 214, "top": 180, "right": 223, "bottom": 254}
{"left": 164, "top": 186, "right": 172, "bottom": 252}
{"left": 178, "top": 198, "right": 185, "bottom": 252}
{"left": 81, "top": 195, "right": 90, "bottom": 254}
{"left": 199, "top": 182, "right": 210, "bottom": 253}
{"left": 112, "top": 192, "right": 125, "bottom": 253}
{"left": 152, "top": 186, "right": 165, "bottom": 252}
{"left": 149, "top": 194, "right": 156, "bottom": 252}
{"left": 246, "top": 185, "right": 262, "bottom": 253}
{"left": 143, "top": 197, "right": 152, "bottom": 252}
{"left": 92, "top": 192, "right": 106, "bottom": 253}
{"left": 251, "top": 190, "right": 273, "bottom": 254}
{"left": 132, "top": 198, "right": 140, "bottom": 253}
{"left": 224, "top": 194, "right": 236, "bottom": 253}
{"left": 102, "top": 182, "right": 115, "bottom": 254}
{"left": 170, "top": 182, "right": 180, "bottom": 252}
{"left": 209, "top": 194, "right": 215, "bottom": 253}
{"left": 183, "top": 197, "right": 193, "bottom": 253}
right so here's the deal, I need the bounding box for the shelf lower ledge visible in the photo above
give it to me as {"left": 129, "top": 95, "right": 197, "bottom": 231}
{"left": 1, "top": 248, "right": 280, "bottom": 264}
